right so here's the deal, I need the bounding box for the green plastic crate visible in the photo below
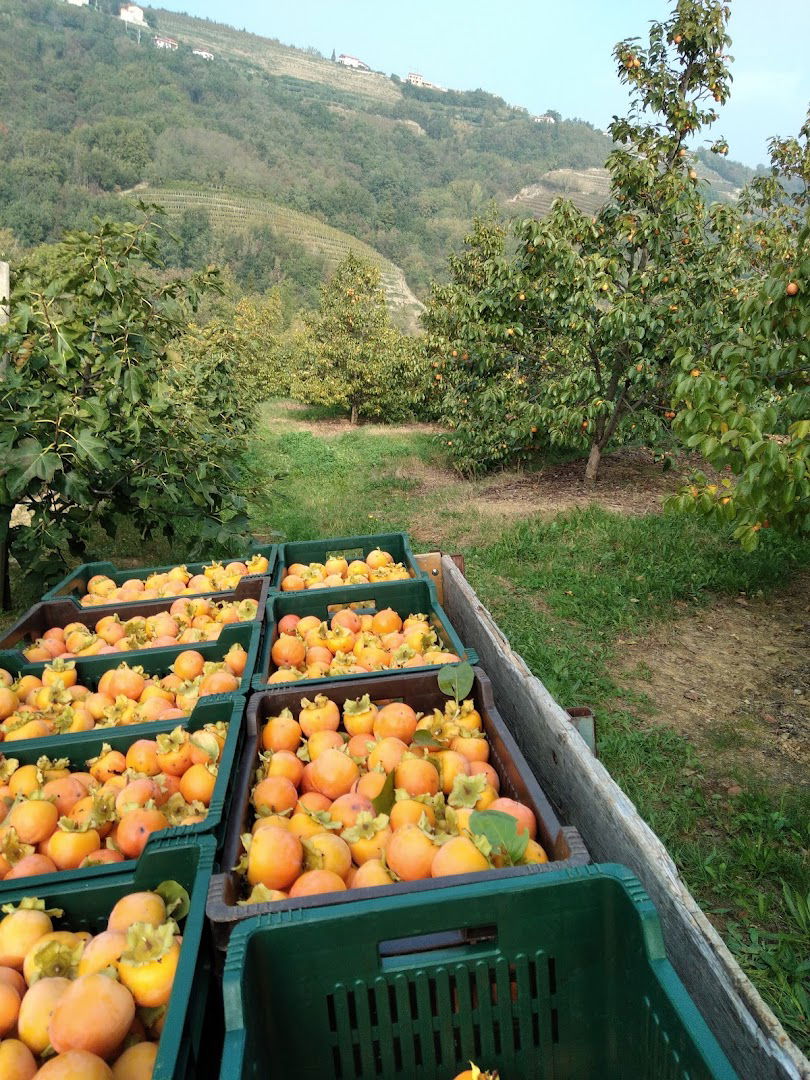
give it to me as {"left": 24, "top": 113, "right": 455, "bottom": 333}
{"left": 220, "top": 864, "right": 738, "bottom": 1080}
{"left": 252, "top": 578, "right": 476, "bottom": 691}
{"left": 0, "top": 697, "right": 247, "bottom": 895}
{"left": 275, "top": 532, "right": 424, "bottom": 591}
{"left": 0, "top": 617, "right": 260, "bottom": 694}
{"left": 0, "top": 833, "right": 215, "bottom": 1080}
{"left": 41, "top": 542, "right": 278, "bottom": 609}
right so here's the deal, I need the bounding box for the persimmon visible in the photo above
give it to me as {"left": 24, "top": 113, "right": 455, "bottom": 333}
{"left": 49, "top": 972, "right": 135, "bottom": 1057}
{"left": 303, "top": 832, "right": 352, "bottom": 879}
{"left": 46, "top": 827, "right": 102, "bottom": 870}
{"left": 307, "top": 729, "right": 345, "bottom": 760}
{"left": 16, "top": 976, "right": 70, "bottom": 1053}
{"left": 309, "top": 749, "right": 358, "bottom": 799}
{"left": 199, "top": 670, "right": 239, "bottom": 695}
{"left": 385, "top": 825, "right": 437, "bottom": 881}
{"left": 346, "top": 733, "right": 375, "bottom": 761}
{"left": 373, "top": 702, "right": 418, "bottom": 742}
{"left": 367, "top": 737, "right": 408, "bottom": 774}
{"left": 116, "top": 809, "right": 168, "bottom": 859}
{"left": 107, "top": 893, "right": 166, "bottom": 933}
{"left": 394, "top": 757, "right": 440, "bottom": 797}
{"left": 7, "top": 800, "right": 59, "bottom": 845}
{"left": 371, "top": 608, "right": 402, "bottom": 635}
{"left": 432, "top": 836, "right": 489, "bottom": 877}
{"left": 450, "top": 735, "right": 490, "bottom": 762}
{"left": 469, "top": 761, "right": 500, "bottom": 790}
{"left": 298, "top": 695, "right": 340, "bottom": 737}
{"left": 327, "top": 793, "right": 373, "bottom": 830}
{"left": 0, "top": 967, "right": 26, "bottom": 996}
{"left": 296, "top": 791, "right": 332, "bottom": 814}
{"left": 23, "top": 931, "right": 85, "bottom": 986}
{"left": 76, "top": 931, "right": 129, "bottom": 979}
{"left": 271, "top": 634, "right": 306, "bottom": 669}
{"left": 5, "top": 720, "right": 52, "bottom": 742}
{"left": 8, "top": 766, "right": 41, "bottom": 799}
{"left": 0, "top": 688, "right": 19, "bottom": 721}
{"left": 79, "top": 850, "right": 125, "bottom": 869}
{"left": 0, "top": 906, "right": 55, "bottom": 970}
{"left": 343, "top": 817, "right": 392, "bottom": 864}
{"left": 285, "top": 813, "right": 324, "bottom": 841}
{"left": 522, "top": 838, "right": 548, "bottom": 864}
{"left": 389, "top": 799, "right": 436, "bottom": 831}
{"left": 280, "top": 574, "right": 305, "bottom": 592}
{"left": 106, "top": 668, "right": 146, "bottom": 701}
{"left": 252, "top": 776, "right": 298, "bottom": 816}
{"left": 435, "top": 750, "right": 471, "bottom": 795}
{"left": 288, "top": 869, "right": 346, "bottom": 897}
{"left": 155, "top": 734, "right": 193, "bottom": 777}
{"left": 116, "top": 928, "right": 179, "bottom": 1008}
{"left": 267, "top": 669, "right": 304, "bottom": 684}
{"left": 35, "top": 1050, "right": 114, "bottom": 1079}
{"left": 124, "top": 740, "right": 159, "bottom": 775}
{"left": 89, "top": 749, "right": 127, "bottom": 784}
{"left": 0, "top": 1038, "right": 37, "bottom": 1080}
{"left": 172, "top": 650, "right": 205, "bottom": 682}
{"left": 247, "top": 826, "right": 303, "bottom": 890}
{"left": 110, "top": 1040, "right": 158, "bottom": 1079}
{"left": 115, "top": 778, "right": 159, "bottom": 815}
{"left": 352, "top": 859, "right": 395, "bottom": 888}
{"left": 354, "top": 771, "right": 388, "bottom": 801}
{"left": 489, "top": 797, "right": 537, "bottom": 839}
{"left": 0, "top": 981, "right": 21, "bottom": 1035}
{"left": 179, "top": 763, "right": 216, "bottom": 805}
{"left": 263, "top": 750, "right": 304, "bottom": 787}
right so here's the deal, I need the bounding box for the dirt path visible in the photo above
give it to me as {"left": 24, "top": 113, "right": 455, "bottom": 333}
{"left": 613, "top": 572, "right": 810, "bottom": 789}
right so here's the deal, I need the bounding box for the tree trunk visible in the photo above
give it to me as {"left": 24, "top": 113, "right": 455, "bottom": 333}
{"left": 584, "top": 441, "right": 602, "bottom": 484}
{"left": 0, "top": 506, "right": 12, "bottom": 612}
{"left": 350, "top": 405, "right": 358, "bottom": 425}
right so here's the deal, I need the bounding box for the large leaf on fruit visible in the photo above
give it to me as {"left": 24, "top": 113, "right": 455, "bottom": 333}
{"left": 156, "top": 880, "right": 190, "bottom": 921}
{"left": 372, "top": 770, "right": 396, "bottom": 816}
{"left": 469, "top": 810, "right": 528, "bottom": 866}
{"left": 437, "top": 661, "right": 474, "bottom": 701}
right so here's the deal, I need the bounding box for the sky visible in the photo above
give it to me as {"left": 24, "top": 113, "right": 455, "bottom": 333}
{"left": 154, "top": 0, "right": 810, "bottom": 169}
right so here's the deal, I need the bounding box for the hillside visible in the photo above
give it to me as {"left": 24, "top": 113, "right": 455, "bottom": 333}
{"left": 131, "top": 185, "right": 424, "bottom": 329}
{"left": 0, "top": 0, "right": 753, "bottom": 304}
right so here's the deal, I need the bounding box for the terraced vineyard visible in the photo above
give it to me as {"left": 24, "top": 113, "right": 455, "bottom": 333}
{"left": 132, "top": 186, "right": 423, "bottom": 329}
{"left": 508, "top": 168, "right": 612, "bottom": 218}
{"left": 153, "top": 8, "right": 401, "bottom": 104}
{"left": 509, "top": 162, "right": 741, "bottom": 220}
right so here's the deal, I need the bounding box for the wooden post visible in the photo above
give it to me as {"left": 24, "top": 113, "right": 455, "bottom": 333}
{"left": 0, "top": 261, "right": 9, "bottom": 325}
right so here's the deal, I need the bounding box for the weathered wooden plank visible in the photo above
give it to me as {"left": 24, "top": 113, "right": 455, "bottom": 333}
{"left": 440, "top": 555, "right": 809, "bottom": 1080}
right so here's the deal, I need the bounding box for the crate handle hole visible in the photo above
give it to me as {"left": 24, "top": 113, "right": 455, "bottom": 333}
{"left": 379, "top": 924, "right": 498, "bottom": 967}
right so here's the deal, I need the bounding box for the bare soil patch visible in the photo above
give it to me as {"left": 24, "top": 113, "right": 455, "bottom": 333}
{"left": 613, "top": 573, "right": 810, "bottom": 788}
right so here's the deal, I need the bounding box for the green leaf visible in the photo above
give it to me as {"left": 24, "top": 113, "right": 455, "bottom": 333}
{"left": 155, "top": 880, "right": 190, "bottom": 921}
{"left": 437, "top": 661, "right": 474, "bottom": 702}
{"left": 469, "top": 810, "right": 529, "bottom": 866}
{"left": 371, "top": 770, "right": 396, "bottom": 816}
{"left": 73, "top": 429, "right": 111, "bottom": 470}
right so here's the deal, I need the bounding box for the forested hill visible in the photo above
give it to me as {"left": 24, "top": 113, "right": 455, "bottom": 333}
{"left": 0, "top": 0, "right": 753, "bottom": 300}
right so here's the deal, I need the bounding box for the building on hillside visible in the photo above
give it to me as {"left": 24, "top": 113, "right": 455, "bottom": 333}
{"left": 406, "top": 72, "right": 447, "bottom": 92}
{"left": 154, "top": 34, "right": 179, "bottom": 50}
{"left": 533, "top": 113, "right": 556, "bottom": 125}
{"left": 65, "top": 0, "right": 90, "bottom": 8}
{"left": 192, "top": 48, "right": 214, "bottom": 60}
{"left": 337, "top": 54, "right": 370, "bottom": 71}
{"left": 119, "top": 3, "right": 146, "bottom": 25}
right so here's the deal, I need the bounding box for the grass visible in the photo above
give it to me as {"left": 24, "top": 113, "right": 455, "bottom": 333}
{"left": 248, "top": 405, "right": 810, "bottom": 1049}
{"left": 6, "top": 399, "right": 808, "bottom": 1049}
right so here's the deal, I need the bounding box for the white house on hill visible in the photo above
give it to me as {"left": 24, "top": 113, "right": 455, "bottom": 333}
{"left": 119, "top": 3, "right": 146, "bottom": 25}
{"left": 192, "top": 48, "right": 214, "bottom": 61}
{"left": 154, "top": 35, "right": 179, "bottom": 50}
{"left": 337, "top": 54, "right": 369, "bottom": 71}
{"left": 66, "top": 0, "right": 90, "bottom": 8}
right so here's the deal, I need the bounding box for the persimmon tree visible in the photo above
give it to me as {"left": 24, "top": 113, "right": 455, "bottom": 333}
{"left": 291, "top": 251, "right": 432, "bottom": 423}
{"left": 671, "top": 114, "right": 810, "bottom": 546}
{"left": 0, "top": 213, "right": 250, "bottom": 608}
{"left": 428, "top": 0, "right": 738, "bottom": 480}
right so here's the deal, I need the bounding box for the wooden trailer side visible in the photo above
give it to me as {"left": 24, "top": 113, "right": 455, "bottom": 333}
{"left": 440, "top": 555, "right": 809, "bottom": 1080}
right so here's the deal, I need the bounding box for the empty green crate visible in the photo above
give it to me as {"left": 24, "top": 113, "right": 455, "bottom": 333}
{"left": 220, "top": 864, "right": 738, "bottom": 1080}
{"left": 0, "top": 696, "right": 247, "bottom": 895}
{"left": 252, "top": 578, "right": 476, "bottom": 691}
{"left": 275, "top": 532, "right": 424, "bottom": 591}
{"left": 0, "top": 833, "right": 215, "bottom": 1080}
{"left": 41, "top": 542, "right": 278, "bottom": 609}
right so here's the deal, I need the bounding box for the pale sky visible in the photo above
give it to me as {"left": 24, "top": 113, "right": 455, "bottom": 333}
{"left": 154, "top": 0, "right": 809, "bottom": 168}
